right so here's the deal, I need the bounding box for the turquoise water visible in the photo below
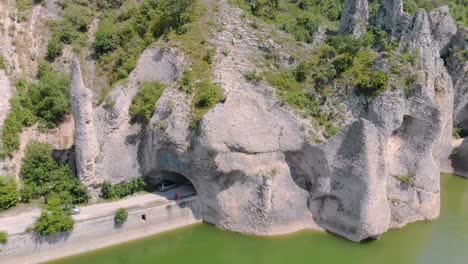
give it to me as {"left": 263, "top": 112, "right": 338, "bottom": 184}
{"left": 49, "top": 174, "right": 468, "bottom": 264}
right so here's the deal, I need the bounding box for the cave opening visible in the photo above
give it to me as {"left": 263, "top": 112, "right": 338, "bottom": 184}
{"left": 144, "top": 170, "right": 197, "bottom": 200}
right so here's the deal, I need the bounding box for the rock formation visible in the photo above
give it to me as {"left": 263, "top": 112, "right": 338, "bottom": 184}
{"left": 339, "top": 0, "right": 369, "bottom": 38}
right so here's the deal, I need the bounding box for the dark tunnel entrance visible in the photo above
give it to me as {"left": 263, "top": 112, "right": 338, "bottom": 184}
{"left": 144, "top": 170, "right": 197, "bottom": 200}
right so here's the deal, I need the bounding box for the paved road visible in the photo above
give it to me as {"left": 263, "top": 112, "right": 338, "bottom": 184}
{"left": 0, "top": 184, "right": 196, "bottom": 235}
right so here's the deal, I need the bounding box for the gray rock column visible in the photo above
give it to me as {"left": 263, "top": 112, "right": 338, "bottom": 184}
{"left": 339, "top": 0, "right": 369, "bottom": 38}
{"left": 70, "top": 60, "right": 100, "bottom": 192}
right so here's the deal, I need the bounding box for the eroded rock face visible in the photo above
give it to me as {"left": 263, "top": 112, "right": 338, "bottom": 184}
{"left": 70, "top": 60, "right": 100, "bottom": 191}
{"left": 71, "top": 0, "right": 464, "bottom": 242}
{"left": 339, "top": 0, "right": 369, "bottom": 38}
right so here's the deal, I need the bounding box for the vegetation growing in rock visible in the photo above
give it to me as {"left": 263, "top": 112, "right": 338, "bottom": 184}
{"left": 33, "top": 197, "right": 74, "bottom": 236}
{"left": 191, "top": 81, "right": 223, "bottom": 128}
{"left": 101, "top": 178, "right": 146, "bottom": 200}
{"left": 0, "top": 176, "right": 18, "bottom": 211}
{"left": 114, "top": 208, "right": 128, "bottom": 224}
{"left": 129, "top": 82, "right": 166, "bottom": 123}
{"left": 395, "top": 173, "right": 416, "bottom": 187}
{"left": 20, "top": 141, "right": 88, "bottom": 205}
{"left": 93, "top": 0, "right": 197, "bottom": 87}
{"left": 0, "top": 55, "right": 5, "bottom": 69}
{"left": 0, "top": 230, "right": 7, "bottom": 245}
{"left": 403, "top": 0, "right": 467, "bottom": 27}
{"left": 1, "top": 62, "right": 71, "bottom": 158}
{"left": 234, "top": 0, "right": 344, "bottom": 42}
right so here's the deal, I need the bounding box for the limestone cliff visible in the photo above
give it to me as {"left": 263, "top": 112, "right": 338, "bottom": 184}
{"left": 1, "top": 0, "right": 466, "bottom": 243}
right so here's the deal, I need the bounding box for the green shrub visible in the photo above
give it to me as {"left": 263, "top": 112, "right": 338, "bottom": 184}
{"left": 1, "top": 63, "right": 71, "bottom": 157}
{"left": 93, "top": 0, "right": 197, "bottom": 86}
{"left": 0, "top": 55, "right": 5, "bottom": 69}
{"left": 0, "top": 231, "right": 7, "bottom": 245}
{"left": 294, "top": 62, "right": 310, "bottom": 83}
{"left": 243, "top": 71, "right": 262, "bottom": 82}
{"left": 114, "top": 208, "right": 128, "bottom": 224}
{"left": 20, "top": 141, "right": 88, "bottom": 204}
{"left": 129, "top": 82, "right": 165, "bottom": 123}
{"left": 33, "top": 197, "right": 74, "bottom": 236}
{"left": 0, "top": 176, "right": 18, "bottom": 211}
{"left": 203, "top": 48, "right": 215, "bottom": 65}
{"left": 46, "top": 37, "right": 64, "bottom": 61}
{"left": 101, "top": 178, "right": 146, "bottom": 200}
{"left": 395, "top": 173, "right": 415, "bottom": 187}
{"left": 191, "top": 81, "right": 222, "bottom": 128}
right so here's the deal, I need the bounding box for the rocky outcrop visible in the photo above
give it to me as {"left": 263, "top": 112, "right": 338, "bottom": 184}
{"left": 70, "top": 61, "right": 100, "bottom": 191}
{"left": 339, "top": 0, "right": 369, "bottom": 38}
{"left": 69, "top": 0, "right": 465, "bottom": 242}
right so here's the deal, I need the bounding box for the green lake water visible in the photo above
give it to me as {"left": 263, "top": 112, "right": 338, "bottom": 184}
{"left": 49, "top": 174, "right": 468, "bottom": 264}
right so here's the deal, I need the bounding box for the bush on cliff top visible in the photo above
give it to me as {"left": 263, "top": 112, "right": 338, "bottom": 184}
{"left": 0, "top": 176, "right": 18, "bottom": 211}
{"left": 20, "top": 141, "right": 88, "bottom": 205}
{"left": 129, "top": 81, "right": 166, "bottom": 123}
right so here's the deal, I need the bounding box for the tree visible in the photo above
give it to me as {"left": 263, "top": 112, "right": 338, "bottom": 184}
{"left": 159, "top": 0, "right": 197, "bottom": 26}
{"left": 33, "top": 197, "right": 74, "bottom": 236}
{"left": 0, "top": 176, "right": 18, "bottom": 211}
{"left": 20, "top": 141, "right": 89, "bottom": 204}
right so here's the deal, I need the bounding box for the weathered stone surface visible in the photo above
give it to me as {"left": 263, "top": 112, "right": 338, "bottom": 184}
{"left": 339, "top": 0, "right": 369, "bottom": 38}
{"left": 69, "top": 0, "right": 465, "bottom": 242}
{"left": 429, "top": 6, "right": 457, "bottom": 55}
{"left": 70, "top": 60, "right": 100, "bottom": 191}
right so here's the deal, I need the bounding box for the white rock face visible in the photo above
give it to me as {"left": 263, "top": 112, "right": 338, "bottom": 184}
{"left": 339, "top": 0, "right": 369, "bottom": 38}
{"left": 71, "top": 0, "right": 465, "bottom": 242}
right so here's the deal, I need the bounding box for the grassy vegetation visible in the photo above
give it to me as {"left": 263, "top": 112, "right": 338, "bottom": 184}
{"left": 0, "top": 55, "right": 5, "bottom": 70}
{"left": 233, "top": 0, "right": 344, "bottom": 42}
{"left": 0, "top": 176, "right": 18, "bottom": 211}
{"left": 129, "top": 82, "right": 166, "bottom": 123}
{"left": 1, "top": 61, "right": 70, "bottom": 158}
{"left": 114, "top": 208, "right": 128, "bottom": 224}
{"left": 403, "top": 0, "right": 467, "bottom": 27}
{"left": 395, "top": 173, "right": 416, "bottom": 187}
{"left": 92, "top": 0, "right": 197, "bottom": 89}
{"left": 33, "top": 197, "right": 74, "bottom": 236}
{"left": 20, "top": 141, "right": 88, "bottom": 205}
{"left": 0, "top": 230, "right": 7, "bottom": 245}
{"left": 243, "top": 71, "right": 262, "bottom": 83}
{"left": 46, "top": 0, "right": 96, "bottom": 60}
{"left": 191, "top": 81, "right": 223, "bottom": 128}
{"left": 101, "top": 178, "right": 146, "bottom": 200}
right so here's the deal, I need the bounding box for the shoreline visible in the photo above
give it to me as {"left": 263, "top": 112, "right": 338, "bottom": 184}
{"left": 0, "top": 196, "right": 202, "bottom": 264}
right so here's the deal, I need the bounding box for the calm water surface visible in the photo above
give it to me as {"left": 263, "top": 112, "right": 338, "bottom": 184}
{"left": 50, "top": 174, "right": 468, "bottom": 264}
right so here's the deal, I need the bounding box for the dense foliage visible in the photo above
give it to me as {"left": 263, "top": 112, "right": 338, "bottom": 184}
{"left": 0, "top": 231, "right": 7, "bottom": 245}
{"left": 0, "top": 176, "right": 18, "bottom": 211}
{"left": 20, "top": 141, "right": 88, "bottom": 205}
{"left": 47, "top": 0, "right": 96, "bottom": 60}
{"left": 403, "top": 0, "right": 467, "bottom": 27}
{"left": 1, "top": 62, "right": 70, "bottom": 158}
{"left": 114, "top": 208, "right": 128, "bottom": 224}
{"left": 129, "top": 82, "right": 166, "bottom": 123}
{"left": 265, "top": 27, "right": 418, "bottom": 139}
{"left": 235, "top": 0, "right": 344, "bottom": 43}
{"left": 101, "top": 178, "right": 146, "bottom": 200}
{"left": 93, "top": 0, "right": 197, "bottom": 85}
{"left": 33, "top": 197, "right": 74, "bottom": 236}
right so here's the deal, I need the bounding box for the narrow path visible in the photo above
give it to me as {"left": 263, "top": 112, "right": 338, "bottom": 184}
{"left": 0, "top": 185, "right": 196, "bottom": 235}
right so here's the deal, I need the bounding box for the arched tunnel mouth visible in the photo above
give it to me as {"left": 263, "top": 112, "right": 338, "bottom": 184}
{"left": 143, "top": 170, "right": 198, "bottom": 200}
